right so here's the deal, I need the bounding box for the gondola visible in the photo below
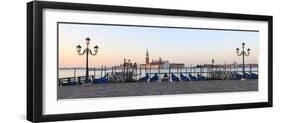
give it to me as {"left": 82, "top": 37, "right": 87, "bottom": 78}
{"left": 197, "top": 74, "right": 207, "bottom": 80}
{"left": 171, "top": 73, "right": 180, "bottom": 81}
{"left": 80, "top": 76, "right": 92, "bottom": 84}
{"left": 161, "top": 73, "right": 169, "bottom": 81}
{"left": 250, "top": 73, "right": 258, "bottom": 79}
{"left": 61, "top": 78, "right": 78, "bottom": 86}
{"left": 150, "top": 73, "right": 159, "bottom": 82}
{"left": 244, "top": 73, "right": 251, "bottom": 79}
{"left": 92, "top": 76, "right": 108, "bottom": 83}
{"left": 139, "top": 73, "right": 150, "bottom": 81}
{"left": 180, "top": 74, "right": 189, "bottom": 81}
{"left": 235, "top": 72, "right": 243, "bottom": 80}
{"left": 245, "top": 72, "right": 258, "bottom": 79}
{"left": 188, "top": 74, "right": 197, "bottom": 81}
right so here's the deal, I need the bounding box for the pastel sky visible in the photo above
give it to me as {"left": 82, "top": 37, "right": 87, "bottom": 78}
{"left": 58, "top": 23, "right": 259, "bottom": 68}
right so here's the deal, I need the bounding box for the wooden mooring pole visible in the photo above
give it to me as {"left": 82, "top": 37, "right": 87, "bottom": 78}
{"left": 168, "top": 66, "right": 171, "bottom": 82}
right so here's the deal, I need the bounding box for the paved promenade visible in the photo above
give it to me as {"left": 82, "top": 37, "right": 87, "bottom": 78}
{"left": 58, "top": 79, "right": 258, "bottom": 99}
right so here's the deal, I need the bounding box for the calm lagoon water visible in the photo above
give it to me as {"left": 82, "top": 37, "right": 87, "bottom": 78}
{"left": 59, "top": 67, "right": 258, "bottom": 79}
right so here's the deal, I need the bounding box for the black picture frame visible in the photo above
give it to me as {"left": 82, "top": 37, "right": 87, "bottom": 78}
{"left": 27, "top": 1, "right": 273, "bottom": 122}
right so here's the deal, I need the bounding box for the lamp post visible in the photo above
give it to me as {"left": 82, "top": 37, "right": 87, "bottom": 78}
{"left": 76, "top": 37, "right": 99, "bottom": 83}
{"left": 236, "top": 42, "right": 250, "bottom": 79}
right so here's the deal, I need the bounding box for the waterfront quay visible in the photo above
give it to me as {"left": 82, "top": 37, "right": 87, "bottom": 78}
{"left": 58, "top": 79, "right": 258, "bottom": 99}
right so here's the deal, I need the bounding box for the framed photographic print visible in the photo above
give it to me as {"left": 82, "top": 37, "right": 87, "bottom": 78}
{"left": 27, "top": 1, "right": 273, "bottom": 122}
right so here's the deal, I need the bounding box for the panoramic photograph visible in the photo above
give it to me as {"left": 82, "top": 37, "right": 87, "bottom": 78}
{"left": 57, "top": 22, "right": 259, "bottom": 99}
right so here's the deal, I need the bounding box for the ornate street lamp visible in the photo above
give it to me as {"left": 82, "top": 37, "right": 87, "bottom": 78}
{"left": 76, "top": 37, "right": 99, "bottom": 83}
{"left": 236, "top": 42, "right": 250, "bottom": 79}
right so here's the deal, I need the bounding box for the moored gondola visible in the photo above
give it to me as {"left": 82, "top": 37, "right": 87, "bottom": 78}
{"left": 180, "top": 74, "right": 189, "bottom": 81}
{"left": 245, "top": 72, "right": 258, "bottom": 79}
{"left": 197, "top": 74, "right": 207, "bottom": 80}
{"left": 235, "top": 72, "right": 243, "bottom": 80}
{"left": 139, "top": 73, "right": 150, "bottom": 81}
{"left": 171, "top": 73, "right": 180, "bottom": 81}
{"left": 92, "top": 76, "right": 108, "bottom": 83}
{"left": 60, "top": 77, "right": 78, "bottom": 86}
{"left": 161, "top": 73, "right": 169, "bottom": 81}
{"left": 188, "top": 74, "right": 197, "bottom": 81}
{"left": 150, "top": 73, "right": 159, "bottom": 82}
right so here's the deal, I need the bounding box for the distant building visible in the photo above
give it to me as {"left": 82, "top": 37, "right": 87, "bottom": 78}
{"left": 146, "top": 49, "right": 149, "bottom": 64}
{"left": 140, "top": 49, "right": 183, "bottom": 69}
{"left": 170, "top": 63, "right": 185, "bottom": 68}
